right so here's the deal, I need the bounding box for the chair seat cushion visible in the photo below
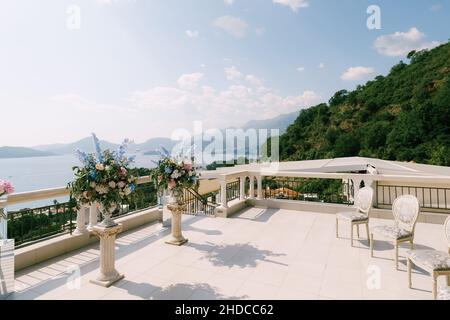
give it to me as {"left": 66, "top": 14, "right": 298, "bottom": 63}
{"left": 438, "top": 287, "right": 450, "bottom": 300}
{"left": 407, "top": 249, "right": 450, "bottom": 271}
{"left": 371, "top": 225, "right": 412, "bottom": 240}
{"left": 336, "top": 211, "right": 368, "bottom": 222}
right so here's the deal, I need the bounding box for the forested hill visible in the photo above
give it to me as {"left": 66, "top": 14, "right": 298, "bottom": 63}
{"left": 278, "top": 41, "right": 450, "bottom": 166}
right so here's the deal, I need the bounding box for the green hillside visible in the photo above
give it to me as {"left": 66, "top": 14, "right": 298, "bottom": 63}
{"left": 278, "top": 41, "right": 450, "bottom": 166}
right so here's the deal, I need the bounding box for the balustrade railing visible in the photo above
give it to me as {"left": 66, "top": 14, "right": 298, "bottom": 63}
{"left": 7, "top": 198, "right": 77, "bottom": 247}
{"left": 226, "top": 180, "right": 240, "bottom": 202}
{"left": 377, "top": 184, "right": 450, "bottom": 212}
{"left": 182, "top": 188, "right": 216, "bottom": 216}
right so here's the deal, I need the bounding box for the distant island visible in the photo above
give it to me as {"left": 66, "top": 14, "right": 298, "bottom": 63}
{"left": 0, "top": 146, "right": 55, "bottom": 159}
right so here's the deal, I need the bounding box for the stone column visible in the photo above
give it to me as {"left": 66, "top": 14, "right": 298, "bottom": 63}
{"left": 249, "top": 176, "right": 255, "bottom": 199}
{"left": 219, "top": 178, "right": 228, "bottom": 209}
{"left": 0, "top": 199, "right": 7, "bottom": 240}
{"left": 74, "top": 205, "right": 88, "bottom": 234}
{"left": 165, "top": 204, "right": 188, "bottom": 246}
{"left": 90, "top": 224, "right": 124, "bottom": 287}
{"left": 239, "top": 176, "right": 245, "bottom": 200}
{"left": 256, "top": 175, "right": 263, "bottom": 200}
{"left": 88, "top": 203, "right": 98, "bottom": 231}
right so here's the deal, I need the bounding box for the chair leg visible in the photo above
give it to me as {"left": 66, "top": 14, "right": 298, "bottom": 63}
{"left": 365, "top": 223, "right": 369, "bottom": 241}
{"left": 370, "top": 233, "right": 374, "bottom": 257}
{"left": 356, "top": 224, "right": 360, "bottom": 239}
{"left": 335, "top": 217, "right": 339, "bottom": 238}
{"left": 407, "top": 258, "right": 412, "bottom": 289}
{"left": 395, "top": 242, "right": 399, "bottom": 270}
{"left": 432, "top": 273, "right": 438, "bottom": 300}
{"left": 350, "top": 223, "right": 354, "bottom": 247}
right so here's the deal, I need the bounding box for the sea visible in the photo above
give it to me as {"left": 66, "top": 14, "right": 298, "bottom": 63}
{"left": 0, "top": 154, "right": 158, "bottom": 211}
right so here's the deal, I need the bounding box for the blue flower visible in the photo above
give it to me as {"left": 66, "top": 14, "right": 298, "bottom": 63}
{"left": 75, "top": 149, "right": 90, "bottom": 166}
{"left": 91, "top": 133, "right": 104, "bottom": 162}
{"left": 164, "top": 166, "right": 172, "bottom": 174}
{"left": 130, "top": 184, "right": 136, "bottom": 192}
{"left": 89, "top": 171, "right": 98, "bottom": 180}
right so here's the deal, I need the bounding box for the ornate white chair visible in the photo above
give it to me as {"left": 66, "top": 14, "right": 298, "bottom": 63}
{"left": 336, "top": 187, "right": 374, "bottom": 247}
{"left": 407, "top": 216, "right": 450, "bottom": 300}
{"left": 370, "top": 195, "right": 420, "bottom": 270}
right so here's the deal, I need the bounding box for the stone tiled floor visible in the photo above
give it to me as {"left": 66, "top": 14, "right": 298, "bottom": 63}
{"left": 8, "top": 207, "right": 449, "bottom": 300}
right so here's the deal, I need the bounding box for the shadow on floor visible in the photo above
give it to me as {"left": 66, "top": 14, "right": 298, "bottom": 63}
{"left": 187, "top": 241, "right": 287, "bottom": 268}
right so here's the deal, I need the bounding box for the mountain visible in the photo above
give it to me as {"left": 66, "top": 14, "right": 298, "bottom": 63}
{"left": 139, "top": 138, "right": 177, "bottom": 155}
{"left": 276, "top": 41, "right": 450, "bottom": 166}
{"left": 44, "top": 137, "right": 120, "bottom": 155}
{"left": 241, "top": 111, "right": 300, "bottom": 134}
{"left": 0, "top": 147, "right": 55, "bottom": 159}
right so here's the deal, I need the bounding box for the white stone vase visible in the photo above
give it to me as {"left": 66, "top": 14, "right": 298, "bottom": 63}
{"left": 98, "top": 203, "right": 118, "bottom": 228}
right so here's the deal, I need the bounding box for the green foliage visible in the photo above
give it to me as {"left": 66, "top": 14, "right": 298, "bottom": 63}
{"left": 278, "top": 42, "right": 450, "bottom": 166}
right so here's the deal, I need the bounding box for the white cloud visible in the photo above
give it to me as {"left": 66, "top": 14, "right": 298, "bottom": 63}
{"left": 130, "top": 73, "right": 321, "bottom": 128}
{"left": 374, "top": 27, "right": 441, "bottom": 57}
{"left": 297, "top": 67, "right": 305, "bottom": 72}
{"left": 185, "top": 30, "right": 199, "bottom": 38}
{"left": 255, "top": 27, "right": 266, "bottom": 36}
{"left": 318, "top": 63, "right": 325, "bottom": 69}
{"left": 177, "top": 73, "right": 204, "bottom": 90}
{"left": 245, "top": 75, "right": 264, "bottom": 87}
{"left": 341, "top": 66, "right": 375, "bottom": 81}
{"left": 213, "top": 16, "right": 248, "bottom": 38}
{"left": 224, "top": 0, "right": 235, "bottom": 5}
{"left": 273, "top": 0, "right": 309, "bottom": 12}
{"left": 225, "top": 66, "right": 243, "bottom": 81}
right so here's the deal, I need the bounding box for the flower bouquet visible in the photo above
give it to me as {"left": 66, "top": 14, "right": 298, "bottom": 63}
{"left": 150, "top": 147, "right": 199, "bottom": 246}
{"left": 150, "top": 147, "right": 199, "bottom": 204}
{"left": 71, "top": 133, "right": 137, "bottom": 227}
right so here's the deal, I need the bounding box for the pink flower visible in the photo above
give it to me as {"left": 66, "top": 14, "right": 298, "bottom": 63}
{"left": 168, "top": 179, "right": 177, "bottom": 189}
{"left": 183, "top": 163, "right": 193, "bottom": 171}
{"left": 157, "top": 175, "right": 163, "bottom": 183}
{"left": 120, "top": 167, "right": 128, "bottom": 175}
{"left": 0, "top": 180, "right": 14, "bottom": 195}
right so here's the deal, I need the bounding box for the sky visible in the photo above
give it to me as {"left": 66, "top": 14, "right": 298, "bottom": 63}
{"left": 0, "top": 0, "right": 449, "bottom": 146}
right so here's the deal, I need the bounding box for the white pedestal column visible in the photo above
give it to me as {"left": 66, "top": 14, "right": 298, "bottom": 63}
{"left": 90, "top": 224, "right": 124, "bottom": 287}
{"left": 74, "top": 205, "right": 88, "bottom": 234}
{"left": 0, "top": 239, "right": 14, "bottom": 299}
{"left": 239, "top": 176, "right": 245, "bottom": 200}
{"left": 87, "top": 204, "right": 98, "bottom": 231}
{"left": 256, "top": 176, "right": 263, "bottom": 199}
{"left": 165, "top": 204, "right": 188, "bottom": 246}
{"left": 249, "top": 176, "right": 255, "bottom": 199}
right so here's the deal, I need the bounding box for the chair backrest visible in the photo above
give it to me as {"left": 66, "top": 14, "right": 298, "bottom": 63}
{"left": 354, "top": 187, "right": 374, "bottom": 214}
{"left": 444, "top": 216, "right": 450, "bottom": 250}
{"left": 392, "top": 195, "right": 420, "bottom": 233}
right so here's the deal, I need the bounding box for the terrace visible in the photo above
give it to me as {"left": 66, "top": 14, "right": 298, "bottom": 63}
{"left": 2, "top": 157, "right": 450, "bottom": 300}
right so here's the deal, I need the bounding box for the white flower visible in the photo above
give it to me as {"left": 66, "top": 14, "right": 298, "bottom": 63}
{"left": 124, "top": 187, "right": 132, "bottom": 196}
{"left": 109, "top": 181, "right": 116, "bottom": 189}
{"left": 90, "top": 182, "right": 97, "bottom": 188}
{"left": 118, "top": 181, "right": 126, "bottom": 189}
{"left": 95, "top": 163, "right": 105, "bottom": 171}
{"left": 171, "top": 170, "right": 181, "bottom": 179}
{"left": 105, "top": 165, "right": 111, "bottom": 171}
